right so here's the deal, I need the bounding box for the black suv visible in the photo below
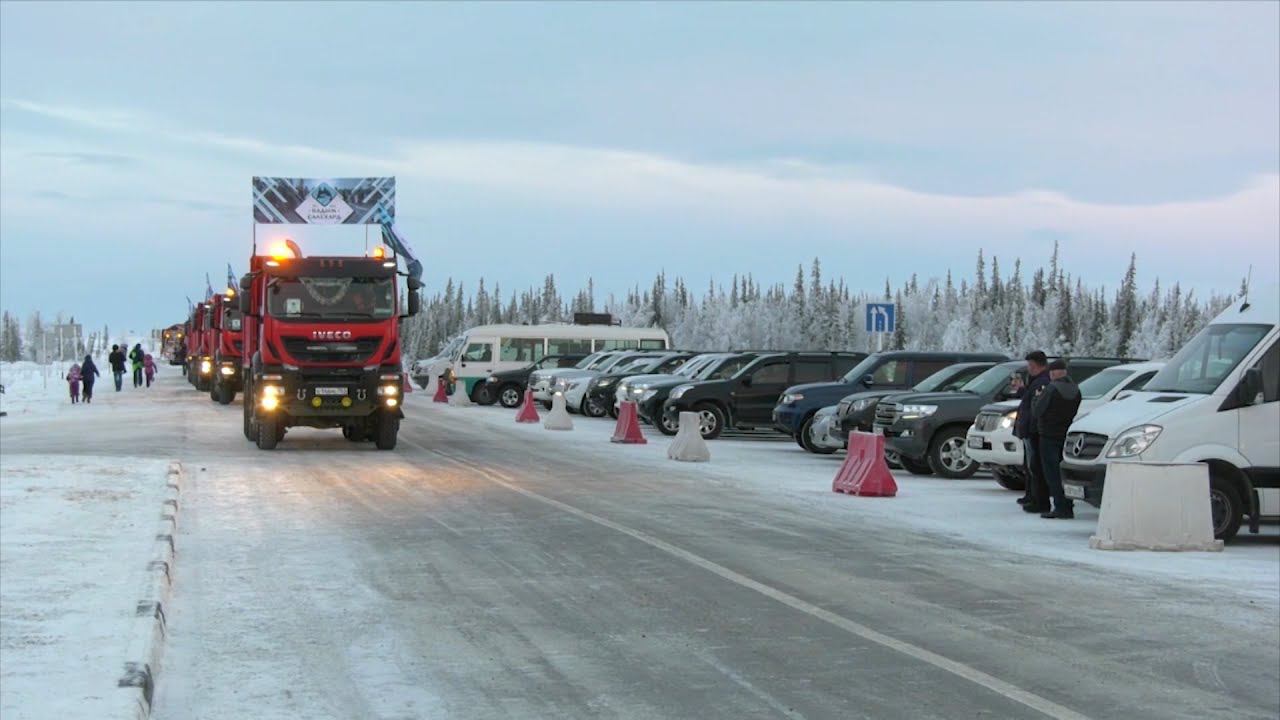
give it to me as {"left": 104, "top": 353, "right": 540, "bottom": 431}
{"left": 479, "top": 353, "right": 589, "bottom": 407}
{"left": 773, "top": 351, "right": 1007, "bottom": 452}
{"left": 663, "top": 352, "right": 866, "bottom": 440}
{"left": 633, "top": 353, "right": 763, "bottom": 432}
{"left": 583, "top": 352, "right": 699, "bottom": 418}
{"left": 876, "top": 357, "right": 1138, "bottom": 478}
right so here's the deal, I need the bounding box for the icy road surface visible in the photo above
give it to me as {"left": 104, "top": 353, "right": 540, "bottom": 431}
{"left": 2, "top": 372, "right": 1276, "bottom": 720}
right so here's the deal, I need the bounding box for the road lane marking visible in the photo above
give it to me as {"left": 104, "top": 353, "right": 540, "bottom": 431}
{"left": 408, "top": 440, "right": 1092, "bottom": 720}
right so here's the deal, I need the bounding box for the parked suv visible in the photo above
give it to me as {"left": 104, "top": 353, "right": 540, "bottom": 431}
{"left": 876, "top": 357, "right": 1136, "bottom": 478}
{"left": 807, "top": 361, "right": 999, "bottom": 455}
{"left": 583, "top": 352, "right": 699, "bottom": 418}
{"left": 663, "top": 352, "right": 866, "bottom": 440}
{"left": 479, "top": 353, "right": 589, "bottom": 407}
{"left": 632, "top": 353, "right": 763, "bottom": 432}
{"left": 773, "top": 352, "right": 1006, "bottom": 453}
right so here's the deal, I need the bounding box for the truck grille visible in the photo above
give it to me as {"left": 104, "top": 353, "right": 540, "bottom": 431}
{"left": 874, "top": 402, "right": 900, "bottom": 428}
{"left": 1064, "top": 432, "right": 1108, "bottom": 461}
{"left": 974, "top": 411, "right": 1003, "bottom": 432}
{"left": 282, "top": 338, "right": 381, "bottom": 363}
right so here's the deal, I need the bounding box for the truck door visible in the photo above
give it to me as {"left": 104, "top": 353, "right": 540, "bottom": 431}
{"left": 1239, "top": 340, "right": 1279, "bottom": 508}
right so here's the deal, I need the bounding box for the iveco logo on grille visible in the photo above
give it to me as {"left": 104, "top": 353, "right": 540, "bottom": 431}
{"left": 311, "top": 330, "right": 354, "bottom": 340}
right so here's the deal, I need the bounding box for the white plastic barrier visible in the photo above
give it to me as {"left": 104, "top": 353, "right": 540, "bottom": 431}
{"left": 543, "top": 393, "right": 574, "bottom": 431}
{"left": 1089, "top": 462, "right": 1224, "bottom": 552}
{"left": 449, "top": 385, "right": 473, "bottom": 407}
{"left": 668, "top": 411, "right": 710, "bottom": 462}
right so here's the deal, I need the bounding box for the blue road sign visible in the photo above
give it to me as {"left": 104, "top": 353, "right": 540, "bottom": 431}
{"left": 865, "top": 303, "right": 896, "bottom": 333}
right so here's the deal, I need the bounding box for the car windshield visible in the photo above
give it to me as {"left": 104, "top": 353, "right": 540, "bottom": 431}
{"left": 267, "top": 277, "right": 395, "bottom": 320}
{"left": 914, "top": 365, "right": 972, "bottom": 392}
{"left": 593, "top": 354, "right": 632, "bottom": 371}
{"left": 615, "top": 358, "right": 655, "bottom": 374}
{"left": 1144, "top": 323, "right": 1270, "bottom": 394}
{"left": 1078, "top": 368, "right": 1135, "bottom": 399}
{"left": 840, "top": 355, "right": 881, "bottom": 383}
{"left": 673, "top": 355, "right": 716, "bottom": 377}
{"left": 574, "top": 353, "right": 604, "bottom": 369}
{"left": 960, "top": 363, "right": 1019, "bottom": 395}
{"left": 710, "top": 356, "right": 755, "bottom": 380}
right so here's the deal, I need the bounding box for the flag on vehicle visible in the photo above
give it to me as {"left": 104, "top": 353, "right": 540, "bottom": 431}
{"left": 226, "top": 263, "right": 236, "bottom": 290}
{"left": 205, "top": 273, "right": 213, "bottom": 299}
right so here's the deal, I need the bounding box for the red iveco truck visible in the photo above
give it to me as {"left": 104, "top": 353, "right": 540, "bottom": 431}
{"left": 237, "top": 241, "right": 421, "bottom": 450}
{"left": 187, "top": 301, "right": 214, "bottom": 391}
{"left": 207, "top": 290, "right": 245, "bottom": 404}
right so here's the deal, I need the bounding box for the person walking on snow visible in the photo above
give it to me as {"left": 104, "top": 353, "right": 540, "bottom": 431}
{"left": 1032, "top": 359, "right": 1083, "bottom": 519}
{"left": 143, "top": 353, "right": 157, "bottom": 387}
{"left": 66, "top": 363, "right": 82, "bottom": 404}
{"left": 108, "top": 345, "right": 126, "bottom": 391}
{"left": 129, "top": 343, "right": 145, "bottom": 388}
{"left": 80, "top": 354, "right": 100, "bottom": 404}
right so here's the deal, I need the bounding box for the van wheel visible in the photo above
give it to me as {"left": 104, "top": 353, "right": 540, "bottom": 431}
{"left": 800, "top": 417, "right": 836, "bottom": 455}
{"left": 256, "top": 416, "right": 279, "bottom": 450}
{"left": 900, "top": 456, "right": 934, "bottom": 475}
{"left": 1209, "top": 473, "right": 1242, "bottom": 541}
{"left": 927, "top": 427, "right": 978, "bottom": 478}
{"left": 694, "top": 403, "right": 725, "bottom": 440}
{"left": 498, "top": 384, "right": 523, "bottom": 409}
{"left": 376, "top": 414, "right": 400, "bottom": 450}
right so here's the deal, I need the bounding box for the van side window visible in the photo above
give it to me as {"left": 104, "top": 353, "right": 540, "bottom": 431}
{"left": 548, "top": 338, "right": 591, "bottom": 355}
{"left": 463, "top": 342, "right": 492, "bottom": 362}
{"left": 639, "top": 339, "right": 667, "bottom": 349}
{"left": 500, "top": 338, "right": 544, "bottom": 362}
{"left": 1255, "top": 342, "right": 1279, "bottom": 402}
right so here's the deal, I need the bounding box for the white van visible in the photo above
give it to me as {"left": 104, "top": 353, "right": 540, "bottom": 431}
{"left": 428, "top": 324, "right": 669, "bottom": 402}
{"left": 1061, "top": 289, "right": 1279, "bottom": 541}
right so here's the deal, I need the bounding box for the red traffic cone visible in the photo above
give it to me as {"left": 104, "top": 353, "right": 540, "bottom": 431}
{"left": 610, "top": 400, "right": 648, "bottom": 444}
{"left": 432, "top": 377, "right": 448, "bottom": 403}
{"left": 401, "top": 372, "right": 413, "bottom": 394}
{"left": 833, "top": 432, "right": 897, "bottom": 497}
{"left": 515, "top": 389, "right": 540, "bottom": 423}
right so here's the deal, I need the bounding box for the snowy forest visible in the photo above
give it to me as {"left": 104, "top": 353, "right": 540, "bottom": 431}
{"left": 402, "top": 244, "right": 1241, "bottom": 364}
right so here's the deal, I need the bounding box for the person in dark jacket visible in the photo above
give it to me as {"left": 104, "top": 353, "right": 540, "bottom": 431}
{"left": 108, "top": 344, "right": 126, "bottom": 391}
{"left": 1013, "top": 350, "right": 1051, "bottom": 512}
{"left": 129, "top": 343, "right": 145, "bottom": 388}
{"left": 80, "top": 354, "right": 100, "bottom": 404}
{"left": 1033, "top": 359, "right": 1083, "bottom": 519}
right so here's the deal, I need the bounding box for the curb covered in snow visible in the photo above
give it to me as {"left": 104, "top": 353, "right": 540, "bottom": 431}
{"left": 116, "top": 460, "right": 183, "bottom": 720}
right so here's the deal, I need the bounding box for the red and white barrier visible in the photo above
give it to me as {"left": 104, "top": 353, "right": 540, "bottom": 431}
{"left": 832, "top": 432, "right": 897, "bottom": 497}
{"left": 432, "top": 377, "right": 448, "bottom": 403}
{"left": 610, "top": 400, "right": 647, "bottom": 444}
{"left": 515, "top": 389, "right": 540, "bottom": 423}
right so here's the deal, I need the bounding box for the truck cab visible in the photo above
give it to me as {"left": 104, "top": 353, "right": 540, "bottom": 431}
{"left": 239, "top": 244, "right": 421, "bottom": 450}
{"left": 208, "top": 291, "right": 245, "bottom": 404}
{"left": 187, "top": 302, "right": 214, "bottom": 391}
{"left": 1062, "top": 289, "right": 1279, "bottom": 541}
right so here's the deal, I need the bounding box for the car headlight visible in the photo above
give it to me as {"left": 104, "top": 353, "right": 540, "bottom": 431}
{"left": 999, "top": 410, "right": 1017, "bottom": 429}
{"left": 630, "top": 385, "right": 646, "bottom": 395}
{"left": 640, "top": 389, "right": 657, "bottom": 402}
{"left": 669, "top": 384, "right": 693, "bottom": 400}
{"left": 1106, "top": 425, "right": 1162, "bottom": 458}
{"left": 851, "top": 398, "right": 874, "bottom": 412}
{"left": 568, "top": 381, "right": 582, "bottom": 391}
{"left": 900, "top": 404, "right": 937, "bottom": 418}
{"left": 486, "top": 376, "right": 499, "bottom": 384}
{"left": 597, "top": 378, "right": 616, "bottom": 388}
{"left": 781, "top": 393, "right": 804, "bottom": 405}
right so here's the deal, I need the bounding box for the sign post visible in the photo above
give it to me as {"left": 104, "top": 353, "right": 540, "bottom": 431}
{"left": 864, "top": 302, "right": 896, "bottom": 352}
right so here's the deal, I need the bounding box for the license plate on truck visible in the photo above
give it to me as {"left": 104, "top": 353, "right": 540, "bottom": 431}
{"left": 1064, "top": 484, "right": 1085, "bottom": 500}
{"left": 967, "top": 435, "right": 985, "bottom": 449}
{"left": 314, "top": 387, "right": 346, "bottom": 396}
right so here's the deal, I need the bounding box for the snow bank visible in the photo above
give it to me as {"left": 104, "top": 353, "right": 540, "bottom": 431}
{"left": 0, "top": 454, "right": 171, "bottom": 720}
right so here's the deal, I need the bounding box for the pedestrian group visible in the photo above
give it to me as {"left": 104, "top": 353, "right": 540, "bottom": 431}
{"left": 66, "top": 343, "right": 156, "bottom": 404}
{"left": 1012, "top": 351, "right": 1083, "bottom": 520}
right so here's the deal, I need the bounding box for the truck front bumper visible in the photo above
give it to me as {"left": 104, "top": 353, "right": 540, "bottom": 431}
{"left": 257, "top": 370, "right": 403, "bottom": 422}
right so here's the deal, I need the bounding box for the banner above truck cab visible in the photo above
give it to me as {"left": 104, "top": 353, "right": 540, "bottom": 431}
{"left": 253, "top": 177, "right": 395, "bottom": 225}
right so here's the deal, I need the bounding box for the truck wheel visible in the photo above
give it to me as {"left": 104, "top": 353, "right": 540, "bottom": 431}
{"left": 694, "top": 403, "right": 725, "bottom": 440}
{"left": 498, "top": 384, "right": 523, "bottom": 409}
{"left": 800, "top": 417, "right": 837, "bottom": 455}
{"left": 375, "top": 414, "right": 400, "bottom": 450}
{"left": 994, "top": 467, "right": 1026, "bottom": 491}
{"left": 209, "top": 384, "right": 219, "bottom": 401}
{"left": 216, "top": 382, "right": 234, "bottom": 405}
{"left": 927, "top": 427, "right": 978, "bottom": 478}
{"left": 473, "top": 384, "right": 495, "bottom": 405}
{"left": 256, "top": 416, "right": 279, "bottom": 450}
{"left": 242, "top": 383, "right": 256, "bottom": 441}
{"left": 899, "top": 456, "right": 934, "bottom": 475}
{"left": 1209, "top": 473, "right": 1242, "bottom": 542}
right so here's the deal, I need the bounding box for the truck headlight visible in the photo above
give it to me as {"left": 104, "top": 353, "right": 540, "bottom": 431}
{"left": 999, "top": 410, "right": 1017, "bottom": 429}
{"left": 262, "top": 384, "right": 285, "bottom": 396}
{"left": 900, "top": 404, "right": 937, "bottom": 419}
{"left": 1106, "top": 425, "right": 1162, "bottom": 458}
{"left": 219, "top": 364, "right": 235, "bottom": 376}
{"left": 670, "top": 384, "right": 693, "bottom": 400}
{"left": 378, "top": 384, "right": 399, "bottom": 396}
{"left": 781, "top": 393, "right": 804, "bottom": 405}
{"left": 200, "top": 359, "right": 212, "bottom": 374}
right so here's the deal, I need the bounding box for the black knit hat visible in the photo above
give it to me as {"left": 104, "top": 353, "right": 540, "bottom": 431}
{"left": 1048, "top": 359, "right": 1068, "bottom": 371}
{"left": 1025, "top": 350, "right": 1048, "bottom": 364}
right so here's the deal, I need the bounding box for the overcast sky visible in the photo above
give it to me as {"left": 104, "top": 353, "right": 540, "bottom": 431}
{"left": 2, "top": 1, "right": 1276, "bottom": 333}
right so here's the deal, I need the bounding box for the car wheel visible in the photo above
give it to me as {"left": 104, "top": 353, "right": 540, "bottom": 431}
{"left": 498, "top": 384, "right": 524, "bottom": 409}
{"left": 899, "top": 455, "right": 934, "bottom": 475}
{"left": 993, "top": 467, "right": 1026, "bottom": 491}
{"left": 1209, "top": 473, "right": 1242, "bottom": 541}
{"left": 656, "top": 411, "right": 680, "bottom": 436}
{"left": 927, "top": 427, "right": 978, "bottom": 478}
{"left": 800, "top": 417, "right": 837, "bottom": 455}
{"left": 582, "top": 396, "right": 607, "bottom": 418}
{"left": 694, "top": 403, "right": 725, "bottom": 440}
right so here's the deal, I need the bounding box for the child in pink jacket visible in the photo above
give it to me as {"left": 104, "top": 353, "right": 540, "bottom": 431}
{"left": 143, "top": 354, "right": 157, "bottom": 388}
{"left": 66, "top": 363, "right": 82, "bottom": 404}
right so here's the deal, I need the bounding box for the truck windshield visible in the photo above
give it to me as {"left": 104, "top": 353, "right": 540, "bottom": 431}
{"left": 960, "top": 364, "right": 1018, "bottom": 396}
{"left": 1144, "top": 323, "right": 1269, "bottom": 394}
{"left": 222, "top": 308, "right": 242, "bottom": 332}
{"left": 267, "top": 277, "right": 395, "bottom": 320}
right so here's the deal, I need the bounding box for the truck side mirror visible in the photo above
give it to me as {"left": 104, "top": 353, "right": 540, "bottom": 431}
{"left": 239, "top": 292, "right": 251, "bottom": 314}
{"left": 1114, "top": 390, "right": 1134, "bottom": 401}
{"left": 407, "top": 277, "right": 423, "bottom": 292}
{"left": 407, "top": 292, "right": 421, "bottom": 317}
{"left": 240, "top": 274, "right": 252, "bottom": 292}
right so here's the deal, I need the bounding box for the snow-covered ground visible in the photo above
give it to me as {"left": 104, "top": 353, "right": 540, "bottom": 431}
{"left": 419, "top": 396, "right": 1280, "bottom": 603}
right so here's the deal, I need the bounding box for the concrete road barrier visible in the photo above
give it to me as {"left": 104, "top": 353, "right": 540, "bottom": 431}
{"left": 543, "top": 393, "right": 573, "bottom": 431}
{"left": 1090, "top": 463, "right": 1224, "bottom": 552}
{"left": 832, "top": 432, "right": 897, "bottom": 497}
{"left": 449, "top": 384, "right": 473, "bottom": 407}
{"left": 668, "top": 411, "right": 710, "bottom": 462}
